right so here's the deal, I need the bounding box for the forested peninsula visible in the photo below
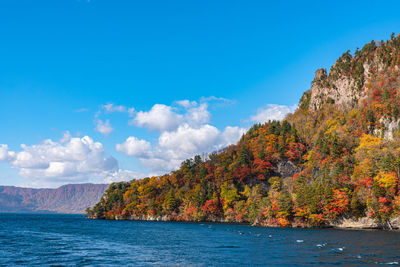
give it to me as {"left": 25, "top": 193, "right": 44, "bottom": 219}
{"left": 87, "top": 34, "right": 400, "bottom": 229}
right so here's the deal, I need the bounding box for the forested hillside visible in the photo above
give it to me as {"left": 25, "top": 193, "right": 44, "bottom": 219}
{"left": 87, "top": 34, "right": 400, "bottom": 229}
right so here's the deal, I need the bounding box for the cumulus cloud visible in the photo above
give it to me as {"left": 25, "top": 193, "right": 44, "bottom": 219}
{"left": 0, "top": 144, "right": 16, "bottom": 161}
{"left": 131, "top": 99, "right": 222, "bottom": 132}
{"left": 158, "top": 124, "right": 220, "bottom": 157}
{"left": 114, "top": 97, "right": 248, "bottom": 173}
{"left": 186, "top": 103, "right": 211, "bottom": 126}
{"left": 115, "top": 136, "right": 151, "bottom": 157}
{"left": 95, "top": 119, "right": 114, "bottom": 136}
{"left": 117, "top": 123, "right": 246, "bottom": 173}
{"left": 0, "top": 134, "right": 119, "bottom": 187}
{"left": 221, "top": 126, "right": 247, "bottom": 144}
{"left": 250, "top": 104, "right": 297, "bottom": 123}
{"left": 131, "top": 104, "right": 184, "bottom": 132}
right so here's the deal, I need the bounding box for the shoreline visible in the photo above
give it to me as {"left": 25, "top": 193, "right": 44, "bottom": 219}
{"left": 87, "top": 215, "right": 400, "bottom": 231}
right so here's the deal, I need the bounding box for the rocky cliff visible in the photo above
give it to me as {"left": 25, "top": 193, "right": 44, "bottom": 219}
{"left": 303, "top": 38, "right": 399, "bottom": 112}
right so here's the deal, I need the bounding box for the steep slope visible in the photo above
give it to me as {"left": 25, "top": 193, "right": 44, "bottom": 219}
{"left": 88, "top": 34, "right": 400, "bottom": 229}
{"left": 0, "top": 186, "right": 39, "bottom": 212}
{"left": 0, "top": 183, "right": 108, "bottom": 214}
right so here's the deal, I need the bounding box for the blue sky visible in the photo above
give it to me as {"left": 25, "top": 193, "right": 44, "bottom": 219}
{"left": 1, "top": 0, "right": 400, "bottom": 187}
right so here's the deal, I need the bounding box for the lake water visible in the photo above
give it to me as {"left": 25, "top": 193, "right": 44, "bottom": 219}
{"left": 0, "top": 213, "right": 399, "bottom": 266}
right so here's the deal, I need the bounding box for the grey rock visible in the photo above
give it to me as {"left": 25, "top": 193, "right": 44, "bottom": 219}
{"left": 277, "top": 160, "right": 299, "bottom": 178}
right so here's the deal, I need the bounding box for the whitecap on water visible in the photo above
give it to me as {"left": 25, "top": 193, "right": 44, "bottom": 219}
{"left": 331, "top": 247, "right": 345, "bottom": 253}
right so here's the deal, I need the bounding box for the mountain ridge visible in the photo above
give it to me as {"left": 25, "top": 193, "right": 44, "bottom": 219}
{"left": 0, "top": 183, "right": 108, "bottom": 214}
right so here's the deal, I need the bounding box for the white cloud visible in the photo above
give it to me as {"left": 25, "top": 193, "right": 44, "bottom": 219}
{"left": 103, "top": 103, "right": 125, "bottom": 113}
{"left": 100, "top": 103, "right": 135, "bottom": 117}
{"left": 176, "top": 100, "right": 197, "bottom": 108}
{"left": 0, "top": 134, "right": 118, "bottom": 187}
{"left": 117, "top": 124, "right": 246, "bottom": 173}
{"left": 200, "top": 96, "right": 234, "bottom": 104}
{"left": 59, "top": 131, "right": 72, "bottom": 143}
{"left": 221, "top": 126, "right": 247, "bottom": 144}
{"left": 131, "top": 100, "right": 218, "bottom": 132}
{"left": 95, "top": 119, "right": 114, "bottom": 136}
{"left": 176, "top": 97, "right": 233, "bottom": 108}
{"left": 131, "top": 104, "right": 184, "bottom": 132}
{"left": 158, "top": 124, "right": 220, "bottom": 157}
{"left": 0, "top": 144, "right": 16, "bottom": 161}
{"left": 115, "top": 136, "right": 151, "bottom": 157}
{"left": 186, "top": 103, "right": 211, "bottom": 126}
{"left": 115, "top": 97, "right": 248, "bottom": 173}
{"left": 93, "top": 103, "right": 135, "bottom": 136}
{"left": 250, "top": 104, "right": 297, "bottom": 123}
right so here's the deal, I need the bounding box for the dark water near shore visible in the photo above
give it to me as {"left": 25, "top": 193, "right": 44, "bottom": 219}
{"left": 0, "top": 213, "right": 400, "bottom": 266}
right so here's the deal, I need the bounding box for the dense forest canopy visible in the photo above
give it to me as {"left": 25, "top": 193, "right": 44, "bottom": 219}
{"left": 87, "top": 34, "right": 400, "bottom": 228}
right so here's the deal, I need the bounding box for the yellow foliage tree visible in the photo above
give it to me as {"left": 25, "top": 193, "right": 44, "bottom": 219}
{"left": 374, "top": 171, "right": 397, "bottom": 190}
{"left": 353, "top": 134, "right": 386, "bottom": 181}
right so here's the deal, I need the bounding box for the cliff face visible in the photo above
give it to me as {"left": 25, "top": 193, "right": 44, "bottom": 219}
{"left": 0, "top": 183, "right": 108, "bottom": 214}
{"left": 298, "top": 36, "right": 400, "bottom": 143}
{"left": 88, "top": 34, "right": 400, "bottom": 229}
{"left": 303, "top": 39, "right": 399, "bottom": 112}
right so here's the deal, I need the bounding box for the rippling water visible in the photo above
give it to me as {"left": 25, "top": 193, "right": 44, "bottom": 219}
{"left": 0, "top": 213, "right": 399, "bottom": 266}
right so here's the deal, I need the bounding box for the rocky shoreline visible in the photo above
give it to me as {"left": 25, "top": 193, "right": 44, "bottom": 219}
{"left": 329, "top": 216, "right": 400, "bottom": 230}
{"left": 88, "top": 215, "right": 400, "bottom": 231}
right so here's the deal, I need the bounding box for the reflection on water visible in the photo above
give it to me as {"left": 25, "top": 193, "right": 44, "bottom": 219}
{"left": 0, "top": 213, "right": 399, "bottom": 266}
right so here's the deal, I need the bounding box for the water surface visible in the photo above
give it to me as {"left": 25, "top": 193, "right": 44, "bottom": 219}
{"left": 0, "top": 213, "right": 399, "bottom": 266}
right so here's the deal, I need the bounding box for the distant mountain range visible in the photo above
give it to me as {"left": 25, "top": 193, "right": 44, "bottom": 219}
{"left": 0, "top": 183, "right": 108, "bottom": 214}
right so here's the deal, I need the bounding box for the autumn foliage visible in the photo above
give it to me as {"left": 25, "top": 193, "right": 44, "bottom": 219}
{"left": 87, "top": 34, "right": 400, "bottom": 228}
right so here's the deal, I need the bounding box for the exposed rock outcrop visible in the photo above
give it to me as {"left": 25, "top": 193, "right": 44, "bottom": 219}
{"left": 303, "top": 42, "right": 391, "bottom": 112}
{"left": 374, "top": 118, "right": 400, "bottom": 140}
{"left": 276, "top": 160, "right": 300, "bottom": 178}
{"left": 330, "top": 216, "right": 400, "bottom": 230}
